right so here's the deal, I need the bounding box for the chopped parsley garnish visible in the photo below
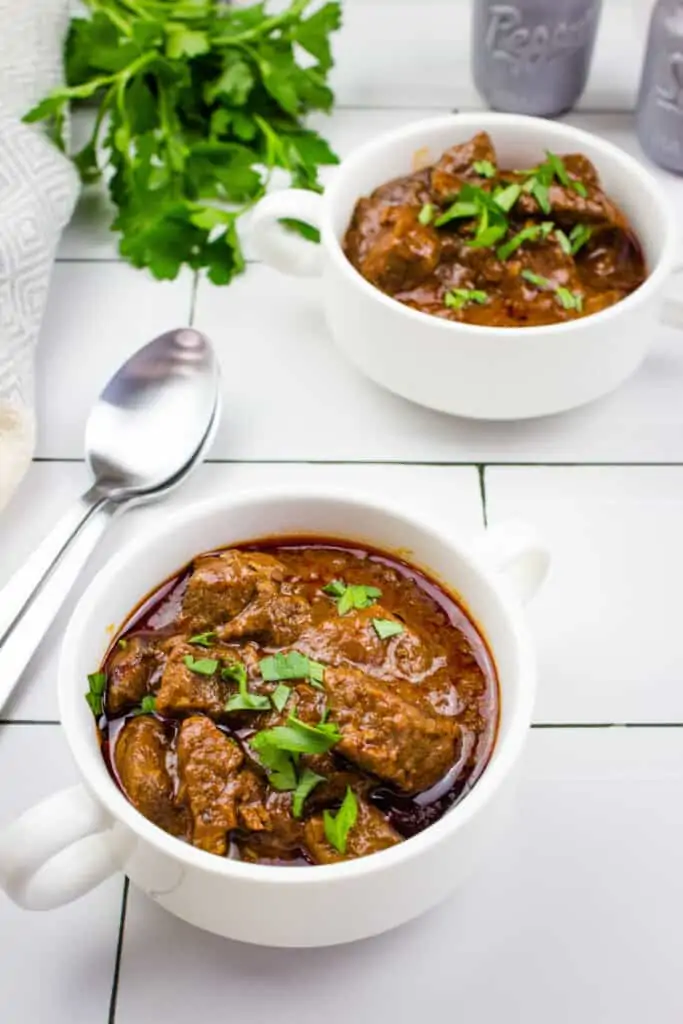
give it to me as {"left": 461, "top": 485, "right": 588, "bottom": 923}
{"left": 256, "top": 713, "right": 341, "bottom": 755}
{"left": 250, "top": 736, "right": 298, "bottom": 791}
{"left": 323, "top": 580, "right": 382, "bottom": 616}
{"left": 434, "top": 199, "right": 479, "bottom": 226}
{"left": 117, "top": 638, "right": 128, "bottom": 650}
{"left": 372, "top": 618, "right": 405, "bottom": 640}
{"left": 554, "top": 228, "right": 572, "bottom": 255}
{"left": 473, "top": 159, "right": 496, "bottom": 178}
{"left": 223, "top": 661, "right": 270, "bottom": 712}
{"left": 183, "top": 655, "right": 218, "bottom": 675}
{"left": 521, "top": 270, "right": 554, "bottom": 290}
{"left": 468, "top": 223, "right": 507, "bottom": 248}
{"left": 569, "top": 223, "right": 593, "bottom": 254}
{"left": 259, "top": 651, "right": 325, "bottom": 688}
{"left": 444, "top": 288, "right": 488, "bottom": 311}
{"left": 188, "top": 631, "right": 217, "bottom": 648}
{"left": 323, "top": 787, "right": 358, "bottom": 855}
{"left": 132, "top": 695, "right": 157, "bottom": 716}
{"left": 271, "top": 683, "right": 292, "bottom": 713}
{"left": 418, "top": 202, "right": 435, "bottom": 225}
{"left": 493, "top": 182, "right": 521, "bottom": 212}
{"left": 496, "top": 221, "right": 553, "bottom": 261}
{"left": 85, "top": 671, "right": 106, "bottom": 717}
{"left": 292, "top": 768, "right": 326, "bottom": 818}
{"left": 522, "top": 270, "right": 583, "bottom": 312}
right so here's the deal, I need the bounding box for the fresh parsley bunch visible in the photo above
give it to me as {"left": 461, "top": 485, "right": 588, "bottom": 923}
{"left": 25, "top": 0, "right": 341, "bottom": 284}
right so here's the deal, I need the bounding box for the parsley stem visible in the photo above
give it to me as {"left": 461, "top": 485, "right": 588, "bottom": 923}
{"left": 215, "top": 0, "right": 313, "bottom": 45}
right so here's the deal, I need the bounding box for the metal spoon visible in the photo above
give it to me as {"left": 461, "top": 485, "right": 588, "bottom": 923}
{"left": 0, "top": 327, "right": 220, "bottom": 712}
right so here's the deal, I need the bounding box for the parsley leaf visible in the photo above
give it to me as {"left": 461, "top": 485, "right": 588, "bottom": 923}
{"left": 223, "top": 662, "right": 271, "bottom": 712}
{"left": 434, "top": 200, "right": 480, "bottom": 227}
{"left": 418, "top": 203, "right": 435, "bottom": 225}
{"left": 132, "top": 695, "right": 157, "bottom": 716}
{"left": 183, "top": 655, "right": 219, "bottom": 675}
{"left": 292, "top": 768, "right": 325, "bottom": 818}
{"left": 252, "top": 713, "right": 342, "bottom": 756}
{"left": 188, "top": 631, "right": 217, "bottom": 648}
{"left": 25, "top": 0, "right": 341, "bottom": 284}
{"left": 323, "top": 787, "right": 358, "bottom": 855}
{"left": 337, "top": 584, "right": 382, "bottom": 616}
{"left": 555, "top": 287, "right": 584, "bottom": 312}
{"left": 496, "top": 221, "right": 553, "bottom": 261}
{"left": 250, "top": 734, "right": 298, "bottom": 791}
{"left": 493, "top": 182, "right": 521, "bottom": 212}
{"left": 259, "top": 651, "right": 326, "bottom": 688}
{"left": 521, "top": 270, "right": 554, "bottom": 290}
{"left": 85, "top": 671, "right": 106, "bottom": 717}
{"left": 569, "top": 223, "right": 593, "bottom": 255}
{"left": 444, "top": 288, "right": 488, "bottom": 311}
{"left": 554, "top": 228, "right": 573, "bottom": 255}
{"left": 271, "top": 683, "right": 292, "bottom": 713}
{"left": 473, "top": 159, "right": 496, "bottom": 178}
{"left": 372, "top": 618, "right": 405, "bottom": 639}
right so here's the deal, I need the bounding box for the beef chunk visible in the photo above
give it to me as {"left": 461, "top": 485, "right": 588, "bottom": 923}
{"left": 106, "top": 636, "right": 160, "bottom": 715}
{"left": 217, "top": 592, "right": 311, "bottom": 648}
{"left": 155, "top": 638, "right": 230, "bottom": 717}
{"left": 304, "top": 797, "right": 401, "bottom": 864}
{"left": 345, "top": 204, "right": 441, "bottom": 294}
{"left": 115, "top": 717, "right": 189, "bottom": 838}
{"left": 181, "top": 550, "right": 284, "bottom": 631}
{"left": 299, "top": 606, "right": 440, "bottom": 682}
{"left": 371, "top": 168, "right": 432, "bottom": 207}
{"left": 324, "top": 665, "right": 459, "bottom": 793}
{"left": 516, "top": 179, "right": 628, "bottom": 229}
{"left": 177, "top": 716, "right": 269, "bottom": 855}
{"left": 430, "top": 131, "right": 497, "bottom": 203}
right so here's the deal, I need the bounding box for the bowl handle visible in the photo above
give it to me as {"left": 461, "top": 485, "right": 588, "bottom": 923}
{"left": 0, "top": 784, "right": 119, "bottom": 910}
{"left": 250, "top": 189, "right": 325, "bottom": 277}
{"left": 472, "top": 521, "right": 550, "bottom": 605}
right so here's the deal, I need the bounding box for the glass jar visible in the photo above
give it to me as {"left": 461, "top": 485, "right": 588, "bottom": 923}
{"left": 636, "top": 0, "right": 683, "bottom": 174}
{"left": 472, "top": 0, "right": 603, "bottom": 117}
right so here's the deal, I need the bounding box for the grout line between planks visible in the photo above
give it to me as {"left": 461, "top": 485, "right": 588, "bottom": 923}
{"left": 108, "top": 877, "right": 130, "bottom": 1024}
{"left": 477, "top": 465, "right": 488, "bottom": 527}
{"left": 2, "top": 718, "right": 683, "bottom": 729}
{"left": 28, "top": 457, "right": 683, "bottom": 468}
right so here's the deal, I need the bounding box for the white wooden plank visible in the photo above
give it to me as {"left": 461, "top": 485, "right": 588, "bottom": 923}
{"left": 0, "top": 461, "right": 482, "bottom": 721}
{"left": 0, "top": 725, "right": 123, "bottom": 1023}
{"left": 114, "top": 726, "right": 683, "bottom": 1024}
{"left": 486, "top": 466, "right": 683, "bottom": 724}
{"left": 34, "top": 263, "right": 195, "bottom": 459}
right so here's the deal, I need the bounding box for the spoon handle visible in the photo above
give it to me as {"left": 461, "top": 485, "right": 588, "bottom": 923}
{"left": 0, "top": 490, "right": 117, "bottom": 714}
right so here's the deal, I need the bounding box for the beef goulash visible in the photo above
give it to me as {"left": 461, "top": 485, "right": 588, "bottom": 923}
{"left": 87, "top": 540, "right": 499, "bottom": 865}
{"left": 343, "top": 131, "right": 647, "bottom": 327}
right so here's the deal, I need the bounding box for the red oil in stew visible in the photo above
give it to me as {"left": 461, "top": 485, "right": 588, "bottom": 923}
{"left": 96, "top": 539, "right": 499, "bottom": 866}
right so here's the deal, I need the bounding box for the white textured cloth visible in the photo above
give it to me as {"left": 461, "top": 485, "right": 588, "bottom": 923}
{"left": 0, "top": 0, "right": 79, "bottom": 511}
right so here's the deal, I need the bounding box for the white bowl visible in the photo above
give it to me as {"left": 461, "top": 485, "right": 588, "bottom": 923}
{"left": 0, "top": 488, "right": 548, "bottom": 946}
{"left": 251, "top": 113, "right": 683, "bottom": 420}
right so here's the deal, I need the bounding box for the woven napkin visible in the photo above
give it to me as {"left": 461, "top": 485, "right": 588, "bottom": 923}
{"left": 0, "top": 0, "right": 79, "bottom": 511}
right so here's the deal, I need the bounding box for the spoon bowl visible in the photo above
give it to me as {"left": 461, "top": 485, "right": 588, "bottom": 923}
{"left": 86, "top": 328, "right": 220, "bottom": 499}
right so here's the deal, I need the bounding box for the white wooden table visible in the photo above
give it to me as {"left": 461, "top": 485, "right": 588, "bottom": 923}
{"left": 3, "top": 2, "right": 683, "bottom": 1021}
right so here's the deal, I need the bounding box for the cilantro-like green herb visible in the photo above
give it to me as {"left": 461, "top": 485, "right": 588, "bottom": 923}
{"left": 183, "top": 655, "right": 218, "bottom": 675}
{"left": 434, "top": 200, "right": 480, "bottom": 227}
{"left": 252, "top": 713, "right": 341, "bottom": 756}
{"left": 473, "top": 159, "right": 496, "bottom": 178}
{"left": 250, "top": 735, "right": 298, "bottom": 791}
{"left": 444, "top": 288, "right": 488, "bottom": 311}
{"left": 521, "top": 270, "right": 554, "bottom": 290}
{"left": 188, "top": 631, "right": 217, "bottom": 648}
{"left": 323, "top": 787, "right": 358, "bottom": 855}
{"left": 555, "top": 287, "right": 584, "bottom": 312}
{"left": 292, "top": 768, "right": 325, "bottom": 818}
{"left": 493, "top": 182, "right": 521, "bottom": 212}
{"left": 132, "top": 695, "right": 157, "bottom": 717}
{"left": 546, "top": 151, "right": 571, "bottom": 187}
{"left": 24, "top": 0, "right": 341, "bottom": 285}
{"left": 271, "top": 683, "right": 292, "bottom": 713}
{"left": 324, "top": 580, "right": 382, "bottom": 616}
{"left": 259, "top": 651, "right": 325, "bottom": 687}
{"left": 117, "top": 638, "right": 128, "bottom": 650}
{"left": 224, "top": 661, "right": 271, "bottom": 711}
{"left": 85, "top": 671, "right": 106, "bottom": 717}
{"left": 554, "top": 228, "right": 573, "bottom": 255}
{"left": 372, "top": 618, "right": 405, "bottom": 640}
{"left": 418, "top": 203, "right": 435, "bottom": 225}
{"left": 468, "top": 224, "right": 507, "bottom": 248}
{"left": 569, "top": 223, "right": 593, "bottom": 255}
{"left": 496, "top": 221, "right": 554, "bottom": 261}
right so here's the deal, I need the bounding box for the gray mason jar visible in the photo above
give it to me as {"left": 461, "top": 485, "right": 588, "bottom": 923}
{"left": 636, "top": 1, "right": 683, "bottom": 174}
{"left": 472, "top": 0, "right": 603, "bottom": 117}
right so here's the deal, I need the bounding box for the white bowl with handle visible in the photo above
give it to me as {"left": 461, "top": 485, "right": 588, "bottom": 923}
{"left": 0, "top": 488, "right": 549, "bottom": 946}
{"left": 250, "top": 112, "right": 683, "bottom": 420}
